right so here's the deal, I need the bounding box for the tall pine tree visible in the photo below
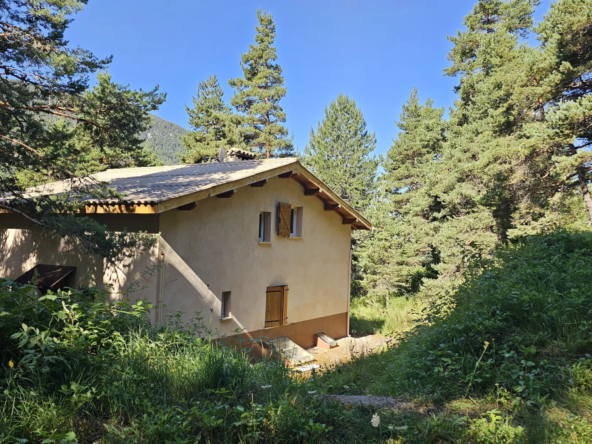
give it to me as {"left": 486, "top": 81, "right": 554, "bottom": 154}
{"left": 357, "top": 90, "right": 444, "bottom": 302}
{"left": 228, "top": 10, "right": 293, "bottom": 158}
{"left": 181, "top": 75, "right": 236, "bottom": 163}
{"left": 302, "top": 94, "right": 379, "bottom": 211}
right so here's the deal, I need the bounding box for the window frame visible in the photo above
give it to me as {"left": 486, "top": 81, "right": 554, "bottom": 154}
{"left": 221, "top": 291, "right": 232, "bottom": 320}
{"left": 258, "top": 211, "right": 272, "bottom": 243}
{"left": 289, "top": 206, "right": 303, "bottom": 238}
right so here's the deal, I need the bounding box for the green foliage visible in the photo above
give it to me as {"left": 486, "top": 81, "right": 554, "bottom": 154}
{"left": 0, "top": 281, "right": 408, "bottom": 443}
{"left": 228, "top": 10, "right": 293, "bottom": 158}
{"left": 181, "top": 75, "right": 238, "bottom": 164}
{"left": 141, "top": 115, "right": 188, "bottom": 165}
{"left": 0, "top": 1, "right": 165, "bottom": 260}
{"left": 302, "top": 94, "right": 379, "bottom": 211}
{"left": 317, "top": 230, "right": 592, "bottom": 442}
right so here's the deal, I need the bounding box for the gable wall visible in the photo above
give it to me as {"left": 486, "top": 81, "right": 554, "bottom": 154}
{"left": 158, "top": 175, "right": 352, "bottom": 339}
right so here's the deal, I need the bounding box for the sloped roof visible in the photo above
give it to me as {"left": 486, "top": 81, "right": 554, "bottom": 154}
{"left": 12, "top": 158, "right": 371, "bottom": 230}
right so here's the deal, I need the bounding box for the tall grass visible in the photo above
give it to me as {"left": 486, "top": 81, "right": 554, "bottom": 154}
{"left": 0, "top": 280, "right": 395, "bottom": 443}
{"left": 349, "top": 296, "right": 423, "bottom": 336}
{"left": 316, "top": 230, "right": 592, "bottom": 442}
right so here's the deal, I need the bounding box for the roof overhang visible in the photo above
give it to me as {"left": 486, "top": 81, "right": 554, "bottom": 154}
{"left": 2, "top": 160, "right": 372, "bottom": 230}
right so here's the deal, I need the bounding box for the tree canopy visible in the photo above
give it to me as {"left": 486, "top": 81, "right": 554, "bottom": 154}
{"left": 0, "top": 0, "right": 165, "bottom": 260}
{"left": 228, "top": 10, "right": 293, "bottom": 158}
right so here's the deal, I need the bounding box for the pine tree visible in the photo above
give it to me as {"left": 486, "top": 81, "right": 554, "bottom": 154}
{"left": 228, "top": 10, "right": 293, "bottom": 158}
{"left": 527, "top": 0, "right": 592, "bottom": 224}
{"left": 0, "top": 0, "right": 164, "bottom": 260}
{"left": 302, "top": 94, "right": 379, "bottom": 211}
{"left": 181, "top": 75, "right": 236, "bottom": 163}
{"left": 384, "top": 88, "right": 446, "bottom": 210}
{"left": 357, "top": 90, "right": 443, "bottom": 302}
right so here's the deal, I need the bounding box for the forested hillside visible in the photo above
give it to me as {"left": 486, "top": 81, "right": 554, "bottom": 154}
{"left": 141, "top": 115, "right": 188, "bottom": 165}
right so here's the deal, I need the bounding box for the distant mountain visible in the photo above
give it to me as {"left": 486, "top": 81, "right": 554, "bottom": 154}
{"left": 142, "top": 115, "right": 189, "bottom": 165}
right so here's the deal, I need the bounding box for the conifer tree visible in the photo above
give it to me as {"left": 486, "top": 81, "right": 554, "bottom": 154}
{"left": 357, "top": 90, "right": 443, "bottom": 302}
{"left": 228, "top": 10, "right": 293, "bottom": 158}
{"left": 0, "top": 0, "right": 165, "bottom": 260}
{"left": 181, "top": 75, "right": 235, "bottom": 163}
{"left": 528, "top": 0, "right": 592, "bottom": 224}
{"left": 384, "top": 88, "right": 445, "bottom": 210}
{"left": 302, "top": 94, "right": 379, "bottom": 211}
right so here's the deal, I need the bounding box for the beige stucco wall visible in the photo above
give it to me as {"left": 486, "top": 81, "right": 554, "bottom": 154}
{"left": 0, "top": 176, "right": 352, "bottom": 339}
{"left": 158, "top": 176, "right": 352, "bottom": 337}
{"left": 0, "top": 217, "right": 159, "bottom": 304}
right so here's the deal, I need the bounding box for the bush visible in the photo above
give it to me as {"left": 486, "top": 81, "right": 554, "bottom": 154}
{"left": 374, "top": 231, "right": 592, "bottom": 407}
{"left": 0, "top": 280, "right": 393, "bottom": 443}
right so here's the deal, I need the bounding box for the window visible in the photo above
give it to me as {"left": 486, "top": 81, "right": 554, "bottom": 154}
{"left": 278, "top": 203, "right": 303, "bottom": 238}
{"left": 290, "top": 206, "right": 303, "bottom": 238}
{"left": 221, "top": 291, "right": 232, "bottom": 319}
{"left": 258, "top": 211, "right": 271, "bottom": 243}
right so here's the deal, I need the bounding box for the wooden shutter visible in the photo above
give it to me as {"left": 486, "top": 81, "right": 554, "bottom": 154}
{"left": 278, "top": 203, "right": 291, "bottom": 237}
{"left": 281, "top": 286, "right": 289, "bottom": 325}
{"left": 265, "top": 285, "right": 289, "bottom": 327}
{"left": 265, "top": 286, "right": 283, "bottom": 328}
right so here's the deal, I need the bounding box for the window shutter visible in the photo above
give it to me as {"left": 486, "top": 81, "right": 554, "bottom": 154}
{"left": 281, "top": 286, "right": 289, "bottom": 325}
{"left": 265, "top": 286, "right": 283, "bottom": 328}
{"left": 278, "top": 203, "right": 291, "bottom": 237}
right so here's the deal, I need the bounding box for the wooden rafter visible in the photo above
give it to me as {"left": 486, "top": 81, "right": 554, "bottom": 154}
{"left": 250, "top": 179, "right": 267, "bottom": 187}
{"left": 216, "top": 190, "right": 235, "bottom": 198}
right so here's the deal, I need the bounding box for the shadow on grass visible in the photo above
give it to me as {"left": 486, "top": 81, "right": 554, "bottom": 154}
{"left": 315, "top": 230, "right": 592, "bottom": 442}
{"left": 349, "top": 313, "right": 385, "bottom": 336}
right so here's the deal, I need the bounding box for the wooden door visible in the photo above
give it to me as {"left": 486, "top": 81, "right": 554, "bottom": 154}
{"left": 265, "top": 285, "right": 289, "bottom": 328}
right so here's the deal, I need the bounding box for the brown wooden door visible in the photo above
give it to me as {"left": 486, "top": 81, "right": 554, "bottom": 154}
{"left": 265, "top": 285, "right": 289, "bottom": 328}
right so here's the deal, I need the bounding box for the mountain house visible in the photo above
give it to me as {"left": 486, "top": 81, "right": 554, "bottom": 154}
{"left": 0, "top": 158, "right": 371, "bottom": 348}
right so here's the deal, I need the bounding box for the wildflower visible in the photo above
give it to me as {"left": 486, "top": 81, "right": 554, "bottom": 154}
{"left": 8, "top": 360, "right": 14, "bottom": 369}
{"left": 371, "top": 413, "right": 380, "bottom": 428}
{"left": 261, "top": 385, "right": 272, "bottom": 390}
{"left": 308, "top": 390, "right": 316, "bottom": 394}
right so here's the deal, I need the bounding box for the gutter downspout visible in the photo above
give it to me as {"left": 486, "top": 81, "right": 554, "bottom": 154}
{"left": 156, "top": 250, "right": 165, "bottom": 323}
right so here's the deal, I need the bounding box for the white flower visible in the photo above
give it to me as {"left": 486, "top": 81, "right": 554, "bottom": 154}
{"left": 261, "top": 385, "right": 272, "bottom": 390}
{"left": 308, "top": 390, "right": 317, "bottom": 394}
{"left": 371, "top": 413, "right": 380, "bottom": 428}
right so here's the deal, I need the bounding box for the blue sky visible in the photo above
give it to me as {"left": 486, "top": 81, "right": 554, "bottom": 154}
{"left": 66, "top": 0, "right": 552, "bottom": 157}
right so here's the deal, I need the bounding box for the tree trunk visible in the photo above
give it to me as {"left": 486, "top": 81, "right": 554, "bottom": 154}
{"left": 577, "top": 166, "right": 592, "bottom": 224}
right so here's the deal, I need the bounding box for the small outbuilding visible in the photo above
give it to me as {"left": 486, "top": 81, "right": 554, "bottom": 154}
{"left": 0, "top": 158, "right": 371, "bottom": 348}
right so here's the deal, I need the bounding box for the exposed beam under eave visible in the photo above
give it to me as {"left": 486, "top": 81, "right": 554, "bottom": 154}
{"left": 342, "top": 218, "right": 357, "bottom": 225}
{"left": 178, "top": 202, "right": 197, "bottom": 211}
{"left": 250, "top": 179, "right": 267, "bottom": 187}
{"left": 216, "top": 190, "right": 235, "bottom": 198}
{"left": 304, "top": 188, "right": 320, "bottom": 196}
{"left": 278, "top": 171, "right": 294, "bottom": 178}
{"left": 324, "top": 204, "right": 339, "bottom": 211}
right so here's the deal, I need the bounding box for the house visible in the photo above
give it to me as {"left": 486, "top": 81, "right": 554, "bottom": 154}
{"left": 0, "top": 158, "right": 371, "bottom": 348}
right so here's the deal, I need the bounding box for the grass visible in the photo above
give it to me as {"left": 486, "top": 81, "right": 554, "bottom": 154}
{"left": 0, "top": 281, "right": 404, "bottom": 443}
{"left": 313, "top": 230, "right": 592, "bottom": 442}
{"left": 349, "top": 296, "right": 424, "bottom": 336}
{"left": 3, "top": 229, "right": 592, "bottom": 443}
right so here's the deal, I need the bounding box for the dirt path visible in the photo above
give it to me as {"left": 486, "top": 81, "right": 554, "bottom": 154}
{"left": 305, "top": 334, "right": 392, "bottom": 369}
{"left": 319, "top": 395, "right": 412, "bottom": 409}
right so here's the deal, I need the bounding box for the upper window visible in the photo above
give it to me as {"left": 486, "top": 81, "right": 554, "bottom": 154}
{"left": 258, "top": 211, "right": 271, "bottom": 242}
{"left": 290, "top": 206, "right": 303, "bottom": 238}
{"left": 277, "top": 203, "right": 303, "bottom": 238}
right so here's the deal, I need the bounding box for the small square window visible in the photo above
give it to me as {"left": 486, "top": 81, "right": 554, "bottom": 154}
{"left": 290, "top": 206, "right": 303, "bottom": 238}
{"left": 221, "top": 291, "right": 232, "bottom": 319}
{"left": 258, "top": 211, "right": 271, "bottom": 242}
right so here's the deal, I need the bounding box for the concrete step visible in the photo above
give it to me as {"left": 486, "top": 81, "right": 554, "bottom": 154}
{"left": 267, "top": 337, "right": 314, "bottom": 365}
{"left": 315, "top": 332, "right": 338, "bottom": 349}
